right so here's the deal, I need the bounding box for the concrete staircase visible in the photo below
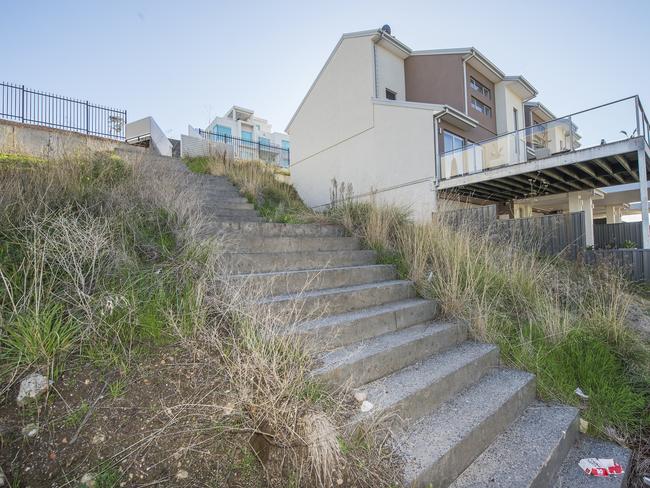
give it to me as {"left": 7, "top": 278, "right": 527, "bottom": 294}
{"left": 135, "top": 150, "right": 631, "bottom": 488}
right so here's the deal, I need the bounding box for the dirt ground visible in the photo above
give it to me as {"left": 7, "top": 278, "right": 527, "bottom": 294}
{"left": 0, "top": 346, "right": 267, "bottom": 487}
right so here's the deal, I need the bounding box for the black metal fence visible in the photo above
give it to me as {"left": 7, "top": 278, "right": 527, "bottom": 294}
{"left": 0, "top": 82, "right": 127, "bottom": 140}
{"left": 198, "top": 129, "right": 290, "bottom": 167}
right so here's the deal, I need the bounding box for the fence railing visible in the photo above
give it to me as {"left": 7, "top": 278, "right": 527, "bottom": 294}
{"left": 198, "top": 129, "right": 290, "bottom": 167}
{"left": 0, "top": 82, "right": 127, "bottom": 140}
{"left": 440, "top": 95, "right": 650, "bottom": 180}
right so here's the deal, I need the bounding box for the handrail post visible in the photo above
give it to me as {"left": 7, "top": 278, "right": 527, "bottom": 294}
{"left": 635, "top": 96, "right": 641, "bottom": 138}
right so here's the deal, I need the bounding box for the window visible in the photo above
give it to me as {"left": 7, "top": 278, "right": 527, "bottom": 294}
{"left": 259, "top": 137, "right": 270, "bottom": 147}
{"left": 385, "top": 88, "right": 396, "bottom": 100}
{"left": 241, "top": 130, "right": 253, "bottom": 142}
{"left": 443, "top": 130, "right": 465, "bottom": 153}
{"left": 281, "top": 140, "right": 290, "bottom": 150}
{"left": 471, "top": 97, "right": 492, "bottom": 117}
{"left": 469, "top": 77, "right": 491, "bottom": 99}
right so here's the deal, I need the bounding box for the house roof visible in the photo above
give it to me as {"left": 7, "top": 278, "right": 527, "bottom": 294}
{"left": 286, "top": 28, "right": 540, "bottom": 132}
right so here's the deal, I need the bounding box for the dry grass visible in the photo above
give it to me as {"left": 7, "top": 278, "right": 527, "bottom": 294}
{"left": 326, "top": 188, "right": 650, "bottom": 480}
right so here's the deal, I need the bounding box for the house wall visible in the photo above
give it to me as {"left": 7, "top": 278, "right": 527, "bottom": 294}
{"left": 494, "top": 82, "right": 527, "bottom": 165}
{"left": 404, "top": 54, "right": 465, "bottom": 112}
{"left": 290, "top": 98, "right": 438, "bottom": 221}
{"left": 375, "top": 44, "right": 406, "bottom": 100}
{"left": 289, "top": 35, "right": 375, "bottom": 163}
{"left": 465, "top": 65, "right": 497, "bottom": 134}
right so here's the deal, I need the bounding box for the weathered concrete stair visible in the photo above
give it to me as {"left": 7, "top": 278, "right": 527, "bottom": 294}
{"left": 164, "top": 159, "right": 631, "bottom": 488}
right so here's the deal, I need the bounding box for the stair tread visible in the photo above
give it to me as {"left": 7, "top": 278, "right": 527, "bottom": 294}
{"left": 259, "top": 279, "right": 413, "bottom": 303}
{"left": 223, "top": 249, "right": 375, "bottom": 258}
{"left": 358, "top": 342, "right": 498, "bottom": 415}
{"left": 315, "top": 321, "right": 459, "bottom": 374}
{"left": 451, "top": 403, "right": 578, "bottom": 488}
{"left": 552, "top": 436, "right": 631, "bottom": 488}
{"left": 297, "top": 298, "right": 435, "bottom": 332}
{"left": 399, "top": 368, "right": 535, "bottom": 484}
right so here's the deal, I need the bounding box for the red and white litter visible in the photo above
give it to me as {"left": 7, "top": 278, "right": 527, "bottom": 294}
{"left": 578, "top": 458, "right": 624, "bottom": 477}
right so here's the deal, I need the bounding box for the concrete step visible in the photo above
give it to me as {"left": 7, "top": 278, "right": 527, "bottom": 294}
{"left": 222, "top": 249, "right": 376, "bottom": 273}
{"left": 228, "top": 236, "right": 361, "bottom": 253}
{"left": 294, "top": 298, "right": 438, "bottom": 350}
{"left": 451, "top": 403, "right": 579, "bottom": 488}
{"left": 204, "top": 221, "right": 345, "bottom": 238}
{"left": 230, "top": 264, "right": 396, "bottom": 296}
{"left": 399, "top": 369, "right": 536, "bottom": 488}
{"left": 259, "top": 280, "right": 416, "bottom": 319}
{"left": 313, "top": 321, "right": 466, "bottom": 388}
{"left": 210, "top": 215, "right": 265, "bottom": 223}
{"left": 355, "top": 342, "right": 499, "bottom": 426}
{"left": 201, "top": 201, "right": 254, "bottom": 211}
{"left": 553, "top": 435, "right": 631, "bottom": 488}
{"left": 201, "top": 208, "right": 261, "bottom": 219}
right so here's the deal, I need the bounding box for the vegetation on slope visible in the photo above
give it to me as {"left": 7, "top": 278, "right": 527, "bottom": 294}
{"left": 0, "top": 152, "right": 397, "bottom": 488}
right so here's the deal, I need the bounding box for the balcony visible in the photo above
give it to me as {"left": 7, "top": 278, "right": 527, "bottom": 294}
{"left": 437, "top": 96, "right": 650, "bottom": 202}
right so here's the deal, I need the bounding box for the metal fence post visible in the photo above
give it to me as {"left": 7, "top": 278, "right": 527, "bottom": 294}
{"left": 85, "top": 101, "right": 90, "bottom": 134}
{"left": 20, "top": 85, "right": 25, "bottom": 123}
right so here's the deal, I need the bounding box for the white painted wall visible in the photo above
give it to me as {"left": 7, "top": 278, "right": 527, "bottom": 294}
{"left": 375, "top": 43, "right": 406, "bottom": 101}
{"left": 288, "top": 34, "right": 376, "bottom": 162}
{"left": 180, "top": 133, "right": 233, "bottom": 159}
{"left": 291, "top": 98, "right": 438, "bottom": 221}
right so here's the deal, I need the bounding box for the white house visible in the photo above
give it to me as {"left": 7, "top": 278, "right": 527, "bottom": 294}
{"left": 286, "top": 26, "right": 650, "bottom": 249}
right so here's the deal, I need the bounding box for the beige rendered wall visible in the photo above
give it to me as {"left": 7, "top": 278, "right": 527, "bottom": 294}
{"left": 291, "top": 99, "right": 437, "bottom": 221}
{"left": 375, "top": 44, "right": 406, "bottom": 101}
{"left": 0, "top": 120, "right": 126, "bottom": 158}
{"left": 288, "top": 35, "right": 375, "bottom": 163}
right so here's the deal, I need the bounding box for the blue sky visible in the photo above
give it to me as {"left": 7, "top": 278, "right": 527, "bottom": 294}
{"left": 3, "top": 0, "right": 649, "bottom": 139}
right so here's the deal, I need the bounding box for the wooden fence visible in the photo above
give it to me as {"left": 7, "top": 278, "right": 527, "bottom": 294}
{"left": 439, "top": 205, "right": 586, "bottom": 259}
{"left": 594, "top": 222, "right": 643, "bottom": 249}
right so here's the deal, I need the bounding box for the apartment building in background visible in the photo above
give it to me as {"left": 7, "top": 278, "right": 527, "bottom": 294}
{"left": 287, "top": 26, "right": 650, "bottom": 247}
{"left": 186, "top": 106, "right": 291, "bottom": 166}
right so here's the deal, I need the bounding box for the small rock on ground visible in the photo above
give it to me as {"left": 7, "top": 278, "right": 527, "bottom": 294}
{"left": 16, "top": 373, "right": 52, "bottom": 406}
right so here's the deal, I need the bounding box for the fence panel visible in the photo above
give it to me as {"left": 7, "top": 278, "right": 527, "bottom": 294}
{"left": 0, "top": 82, "right": 126, "bottom": 140}
{"left": 594, "top": 222, "right": 643, "bottom": 249}
{"left": 439, "top": 206, "right": 586, "bottom": 259}
{"left": 584, "top": 249, "right": 650, "bottom": 282}
{"left": 198, "top": 129, "right": 290, "bottom": 167}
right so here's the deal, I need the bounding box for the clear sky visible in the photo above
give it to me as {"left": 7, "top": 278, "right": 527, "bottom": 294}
{"left": 2, "top": 0, "right": 649, "bottom": 139}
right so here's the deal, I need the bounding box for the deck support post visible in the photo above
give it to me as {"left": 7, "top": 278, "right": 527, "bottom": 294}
{"left": 638, "top": 147, "right": 650, "bottom": 249}
{"left": 583, "top": 196, "right": 595, "bottom": 247}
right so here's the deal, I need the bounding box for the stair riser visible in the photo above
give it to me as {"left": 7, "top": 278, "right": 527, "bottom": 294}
{"left": 529, "top": 415, "right": 580, "bottom": 488}
{"left": 317, "top": 324, "right": 466, "bottom": 388}
{"left": 230, "top": 237, "right": 361, "bottom": 253}
{"left": 263, "top": 283, "right": 416, "bottom": 319}
{"left": 410, "top": 378, "right": 536, "bottom": 488}
{"left": 202, "top": 209, "right": 260, "bottom": 218}
{"left": 224, "top": 251, "right": 376, "bottom": 273}
{"left": 233, "top": 266, "right": 396, "bottom": 296}
{"left": 379, "top": 348, "right": 500, "bottom": 425}
{"left": 299, "top": 300, "right": 438, "bottom": 351}
{"left": 205, "top": 222, "right": 345, "bottom": 238}
{"left": 201, "top": 202, "right": 254, "bottom": 210}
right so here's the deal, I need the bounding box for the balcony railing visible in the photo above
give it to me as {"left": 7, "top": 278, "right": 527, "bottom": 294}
{"left": 198, "top": 129, "right": 290, "bottom": 167}
{"left": 439, "top": 95, "right": 650, "bottom": 181}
